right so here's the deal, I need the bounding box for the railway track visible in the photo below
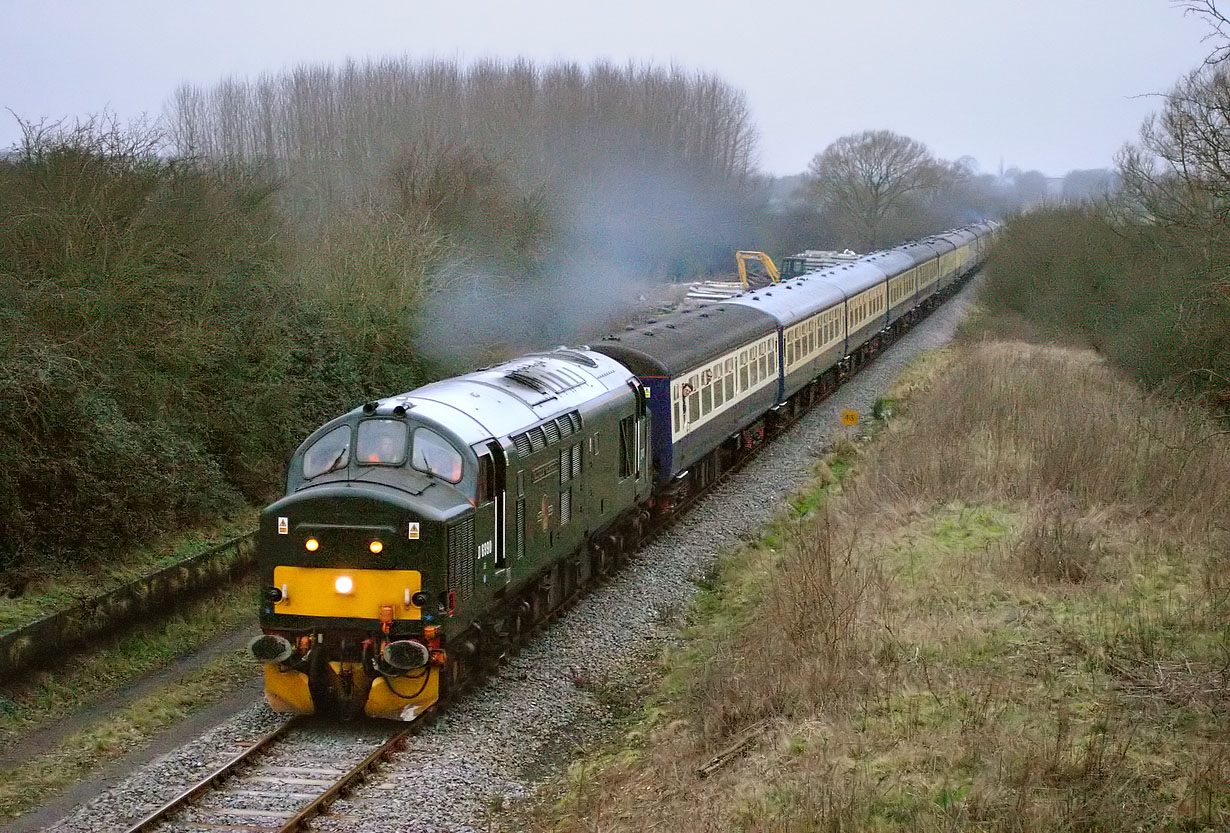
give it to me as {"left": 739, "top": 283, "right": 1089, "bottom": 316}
{"left": 121, "top": 718, "right": 411, "bottom": 833}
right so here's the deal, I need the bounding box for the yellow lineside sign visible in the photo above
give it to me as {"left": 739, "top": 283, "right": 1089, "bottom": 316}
{"left": 841, "top": 410, "right": 859, "bottom": 426}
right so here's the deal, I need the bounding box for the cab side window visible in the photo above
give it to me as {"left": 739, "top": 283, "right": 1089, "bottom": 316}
{"left": 476, "top": 453, "right": 494, "bottom": 504}
{"left": 302, "top": 425, "right": 351, "bottom": 479}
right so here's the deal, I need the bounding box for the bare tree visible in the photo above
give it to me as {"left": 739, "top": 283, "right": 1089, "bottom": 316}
{"left": 1116, "top": 65, "right": 1230, "bottom": 236}
{"left": 167, "top": 57, "right": 759, "bottom": 275}
{"left": 1178, "top": 1, "right": 1230, "bottom": 63}
{"left": 805, "top": 130, "right": 944, "bottom": 250}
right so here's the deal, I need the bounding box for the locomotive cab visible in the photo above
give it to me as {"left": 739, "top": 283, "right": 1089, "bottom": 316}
{"left": 253, "top": 405, "right": 481, "bottom": 720}
{"left": 252, "top": 347, "right": 651, "bottom": 722}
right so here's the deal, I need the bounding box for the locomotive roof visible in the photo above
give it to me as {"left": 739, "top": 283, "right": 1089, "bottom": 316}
{"left": 591, "top": 304, "right": 777, "bottom": 378}
{"left": 376, "top": 348, "right": 635, "bottom": 445}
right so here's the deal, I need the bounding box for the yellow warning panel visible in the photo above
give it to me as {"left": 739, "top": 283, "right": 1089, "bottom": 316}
{"left": 271, "top": 566, "right": 422, "bottom": 620}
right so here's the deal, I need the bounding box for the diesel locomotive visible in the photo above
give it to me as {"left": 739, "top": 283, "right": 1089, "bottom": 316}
{"left": 249, "top": 222, "right": 997, "bottom": 720}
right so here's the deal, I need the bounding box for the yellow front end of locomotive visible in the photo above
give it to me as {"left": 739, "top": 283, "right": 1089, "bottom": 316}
{"left": 263, "top": 661, "right": 439, "bottom": 720}
{"left": 260, "top": 566, "right": 440, "bottom": 720}
{"left": 270, "top": 565, "right": 423, "bottom": 619}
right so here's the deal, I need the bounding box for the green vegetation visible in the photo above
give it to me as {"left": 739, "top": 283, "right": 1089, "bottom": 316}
{"left": 981, "top": 206, "right": 1229, "bottom": 406}
{"left": 0, "top": 646, "right": 255, "bottom": 822}
{"left": 0, "top": 509, "right": 254, "bottom": 631}
{"left": 524, "top": 340, "right": 1229, "bottom": 832}
{"left": 0, "top": 117, "right": 431, "bottom": 585}
{"left": 981, "top": 61, "right": 1230, "bottom": 410}
{"left": 0, "top": 584, "right": 255, "bottom": 747}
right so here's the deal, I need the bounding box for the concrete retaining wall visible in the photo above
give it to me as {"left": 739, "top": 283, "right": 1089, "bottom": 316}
{"left": 0, "top": 531, "right": 256, "bottom": 680}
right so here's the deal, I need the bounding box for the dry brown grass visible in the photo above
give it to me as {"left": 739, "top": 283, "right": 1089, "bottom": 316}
{"left": 521, "top": 341, "right": 1229, "bottom": 833}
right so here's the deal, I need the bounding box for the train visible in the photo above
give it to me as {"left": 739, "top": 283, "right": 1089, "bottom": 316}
{"left": 248, "top": 222, "right": 998, "bottom": 720}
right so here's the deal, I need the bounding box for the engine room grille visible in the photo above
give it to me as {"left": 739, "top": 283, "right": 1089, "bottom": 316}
{"left": 559, "top": 488, "right": 572, "bottom": 526}
{"left": 511, "top": 410, "right": 583, "bottom": 459}
{"left": 528, "top": 427, "right": 547, "bottom": 452}
{"left": 543, "top": 420, "right": 561, "bottom": 444}
{"left": 515, "top": 498, "right": 525, "bottom": 560}
{"left": 447, "top": 518, "right": 475, "bottom": 600}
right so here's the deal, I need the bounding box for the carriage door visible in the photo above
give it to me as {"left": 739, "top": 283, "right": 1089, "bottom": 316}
{"left": 630, "top": 380, "right": 648, "bottom": 486}
{"left": 474, "top": 442, "right": 509, "bottom": 586}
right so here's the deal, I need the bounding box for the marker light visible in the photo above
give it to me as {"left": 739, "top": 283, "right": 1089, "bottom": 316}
{"left": 335, "top": 575, "right": 354, "bottom": 594}
{"left": 305, "top": 538, "right": 320, "bottom": 552}
{"left": 369, "top": 540, "right": 384, "bottom": 554}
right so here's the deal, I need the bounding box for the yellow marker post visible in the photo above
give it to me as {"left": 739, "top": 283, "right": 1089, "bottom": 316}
{"left": 841, "top": 409, "right": 858, "bottom": 443}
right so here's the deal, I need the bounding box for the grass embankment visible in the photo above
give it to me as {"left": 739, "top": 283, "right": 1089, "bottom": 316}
{"left": 529, "top": 341, "right": 1229, "bottom": 832}
{"left": 0, "top": 509, "right": 255, "bottom": 633}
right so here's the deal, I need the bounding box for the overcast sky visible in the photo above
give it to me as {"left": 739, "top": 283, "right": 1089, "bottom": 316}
{"left": 0, "top": 1, "right": 1215, "bottom": 177}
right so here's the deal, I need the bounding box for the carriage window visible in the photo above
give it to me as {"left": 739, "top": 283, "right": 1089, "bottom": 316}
{"left": 357, "top": 419, "right": 408, "bottom": 466}
{"left": 411, "top": 428, "right": 463, "bottom": 483}
{"left": 303, "top": 425, "right": 351, "bottom": 479}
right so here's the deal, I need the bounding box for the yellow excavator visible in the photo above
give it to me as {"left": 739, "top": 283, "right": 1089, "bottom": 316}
{"left": 685, "top": 251, "right": 782, "bottom": 305}
{"left": 734, "top": 251, "right": 780, "bottom": 289}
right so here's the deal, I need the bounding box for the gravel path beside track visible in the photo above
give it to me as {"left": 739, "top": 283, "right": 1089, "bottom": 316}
{"left": 50, "top": 278, "right": 980, "bottom": 833}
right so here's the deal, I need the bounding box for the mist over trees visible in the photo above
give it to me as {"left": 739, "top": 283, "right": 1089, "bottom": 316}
{"left": 775, "top": 134, "right": 1057, "bottom": 255}
{"left": 165, "top": 58, "right": 764, "bottom": 366}
{"left": 170, "top": 59, "right": 757, "bottom": 274}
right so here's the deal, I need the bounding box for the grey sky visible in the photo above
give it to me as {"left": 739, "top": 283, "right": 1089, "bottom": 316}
{"left": 0, "top": 0, "right": 1213, "bottom": 177}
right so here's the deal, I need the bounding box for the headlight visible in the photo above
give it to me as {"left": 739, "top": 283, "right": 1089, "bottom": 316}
{"left": 305, "top": 538, "right": 320, "bottom": 552}
{"left": 369, "top": 540, "right": 383, "bottom": 554}
{"left": 335, "top": 575, "right": 354, "bottom": 594}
